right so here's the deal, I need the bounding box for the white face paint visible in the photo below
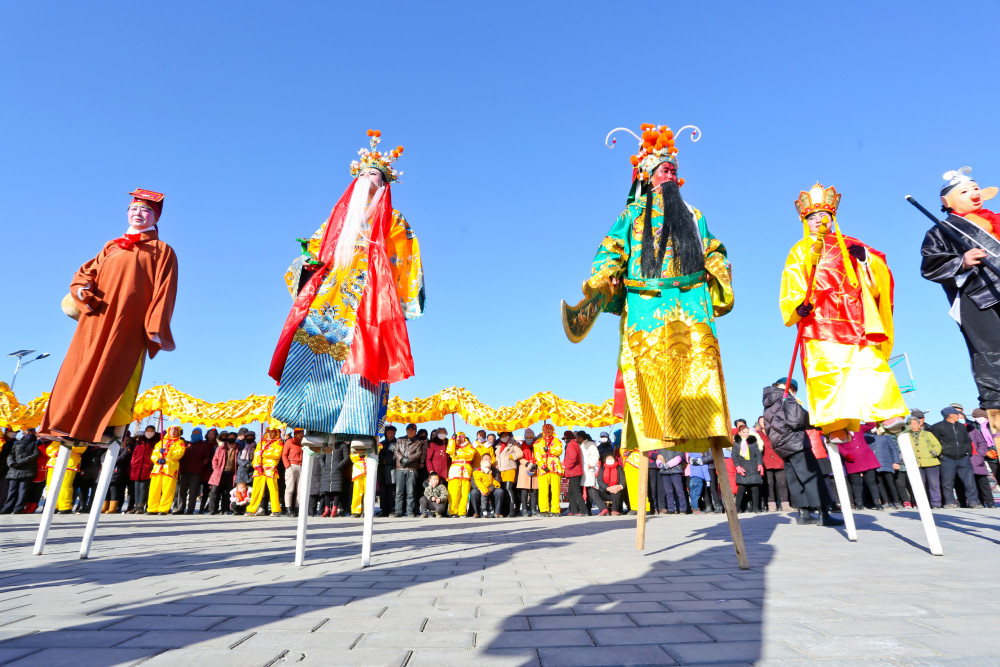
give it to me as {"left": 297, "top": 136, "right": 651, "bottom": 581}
{"left": 127, "top": 203, "right": 157, "bottom": 232}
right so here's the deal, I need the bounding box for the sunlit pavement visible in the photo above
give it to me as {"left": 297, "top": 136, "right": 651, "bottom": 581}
{"left": 0, "top": 507, "right": 996, "bottom": 666}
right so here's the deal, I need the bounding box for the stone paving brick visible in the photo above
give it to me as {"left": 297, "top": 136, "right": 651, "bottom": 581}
{"left": 477, "top": 629, "right": 594, "bottom": 648}
{"left": 407, "top": 648, "right": 540, "bottom": 666}
{"left": 528, "top": 613, "right": 636, "bottom": 630}
{"left": 791, "top": 636, "right": 943, "bottom": 659}
{"left": 630, "top": 611, "right": 740, "bottom": 626}
{"left": 591, "top": 625, "right": 713, "bottom": 645}
{"left": 356, "top": 630, "right": 475, "bottom": 649}
{"left": 4, "top": 647, "right": 161, "bottom": 666}
{"left": 142, "top": 648, "right": 286, "bottom": 665}
{"left": 537, "top": 644, "right": 677, "bottom": 666}
{"left": 237, "top": 630, "right": 361, "bottom": 649}
{"left": 0, "top": 629, "right": 142, "bottom": 648}
{"left": 276, "top": 648, "right": 411, "bottom": 666}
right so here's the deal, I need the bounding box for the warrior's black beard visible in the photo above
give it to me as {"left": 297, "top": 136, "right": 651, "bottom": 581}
{"left": 640, "top": 180, "right": 705, "bottom": 278}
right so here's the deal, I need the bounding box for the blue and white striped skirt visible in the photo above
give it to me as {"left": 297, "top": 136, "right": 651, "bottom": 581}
{"left": 272, "top": 341, "right": 388, "bottom": 437}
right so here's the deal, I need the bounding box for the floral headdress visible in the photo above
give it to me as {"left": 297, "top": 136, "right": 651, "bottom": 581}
{"left": 349, "top": 129, "right": 404, "bottom": 183}
{"left": 605, "top": 123, "right": 701, "bottom": 184}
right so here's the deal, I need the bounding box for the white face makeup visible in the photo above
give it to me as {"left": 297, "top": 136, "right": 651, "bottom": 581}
{"left": 128, "top": 203, "right": 157, "bottom": 231}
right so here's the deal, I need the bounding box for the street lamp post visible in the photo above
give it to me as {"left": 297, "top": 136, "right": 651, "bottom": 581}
{"left": 8, "top": 350, "right": 50, "bottom": 391}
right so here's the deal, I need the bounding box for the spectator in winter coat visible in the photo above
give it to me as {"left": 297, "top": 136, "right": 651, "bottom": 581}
{"left": 761, "top": 378, "right": 843, "bottom": 526}
{"left": 596, "top": 453, "right": 625, "bottom": 515}
{"left": 319, "top": 441, "right": 351, "bottom": 517}
{"left": 235, "top": 432, "right": 256, "bottom": 486}
{"left": 470, "top": 454, "right": 500, "bottom": 517}
{"left": 514, "top": 430, "right": 539, "bottom": 516}
{"left": 105, "top": 432, "right": 133, "bottom": 514}
{"left": 128, "top": 426, "right": 159, "bottom": 513}
{"left": 866, "top": 423, "right": 903, "bottom": 508}
{"left": 840, "top": 424, "right": 883, "bottom": 509}
{"left": 596, "top": 432, "right": 614, "bottom": 461}
{"left": 2, "top": 429, "right": 40, "bottom": 514}
{"left": 394, "top": 423, "right": 425, "bottom": 517}
{"left": 655, "top": 449, "right": 687, "bottom": 514}
{"left": 420, "top": 472, "right": 449, "bottom": 517}
{"left": 208, "top": 436, "right": 239, "bottom": 514}
{"left": 757, "top": 416, "right": 787, "bottom": 511}
{"left": 732, "top": 425, "right": 764, "bottom": 513}
{"left": 969, "top": 409, "right": 997, "bottom": 508}
{"left": 898, "top": 416, "right": 943, "bottom": 508}
{"left": 282, "top": 429, "right": 305, "bottom": 516}
{"left": 577, "top": 432, "right": 600, "bottom": 515}
{"left": 685, "top": 452, "right": 712, "bottom": 514}
{"left": 495, "top": 432, "right": 520, "bottom": 517}
{"left": 176, "top": 428, "right": 212, "bottom": 514}
{"left": 23, "top": 440, "right": 49, "bottom": 514}
{"left": 377, "top": 426, "right": 397, "bottom": 518}
{"left": 425, "top": 429, "right": 450, "bottom": 480}
{"left": 562, "top": 431, "right": 585, "bottom": 516}
{"left": 930, "top": 408, "right": 981, "bottom": 508}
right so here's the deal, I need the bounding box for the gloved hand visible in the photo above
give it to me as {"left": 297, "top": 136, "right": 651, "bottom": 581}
{"left": 796, "top": 302, "right": 814, "bottom": 318}
{"left": 848, "top": 244, "right": 867, "bottom": 261}
{"left": 157, "top": 458, "right": 166, "bottom": 465}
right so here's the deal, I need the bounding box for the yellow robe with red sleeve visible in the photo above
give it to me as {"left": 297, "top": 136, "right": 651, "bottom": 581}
{"left": 446, "top": 440, "right": 475, "bottom": 516}
{"left": 247, "top": 437, "right": 284, "bottom": 514}
{"left": 147, "top": 435, "right": 187, "bottom": 513}
{"left": 780, "top": 231, "right": 908, "bottom": 433}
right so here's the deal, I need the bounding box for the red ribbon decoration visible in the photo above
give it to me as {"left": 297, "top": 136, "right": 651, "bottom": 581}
{"left": 114, "top": 233, "right": 142, "bottom": 250}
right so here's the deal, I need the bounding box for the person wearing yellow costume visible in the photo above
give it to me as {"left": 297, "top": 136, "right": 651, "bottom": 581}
{"left": 622, "top": 449, "right": 651, "bottom": 513}
{"left": 45, "top": 442, "right": 87, "bottom": 513}
{"left": 471, "top": 454, "right": 501, "bottom": 517}
{"left": 446, "top": 432, "right": 475, "bottom": 517}
{"left": 147, "top": 426, "right": 187, "bottom": 515}
{"left": 349, "top": 451, "right": 367, "bottom": 516}
{"left": 535, "top": 424, "right": 564, "bottom": 516}
{"left": 471, "top": 430, "right": 494, "bottom": 470}
{"left": 780, "top": 184, "right": 908, "bottom": 441}
{"left": 247, "top": 428, "right": 284, "bottom": 517}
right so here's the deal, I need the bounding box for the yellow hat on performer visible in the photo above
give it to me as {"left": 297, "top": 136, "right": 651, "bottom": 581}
{"left": 794, "top": 183, "right": 841, "bottom": 219}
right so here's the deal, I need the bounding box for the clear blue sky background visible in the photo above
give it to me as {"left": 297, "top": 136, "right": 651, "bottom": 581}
{"left": 2, "top": 1, "right": 998, "bottom": 435}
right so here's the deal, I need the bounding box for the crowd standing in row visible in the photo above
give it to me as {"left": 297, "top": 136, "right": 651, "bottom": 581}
{"left": 2, "top": 400, "right": 995, "bottom": 518}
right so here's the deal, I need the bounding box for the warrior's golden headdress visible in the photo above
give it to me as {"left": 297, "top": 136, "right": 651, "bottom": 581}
{"left": 349, "top": 129, "right": 404, "bottom": 183}
{"left": 794, "top": 183, "right": 841, "bottom": 219}
{"left": 606, "top": 123, "right": 701, "bottom": 205}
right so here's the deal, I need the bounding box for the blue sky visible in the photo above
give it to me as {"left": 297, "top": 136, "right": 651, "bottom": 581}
{"left": 2, "top": 1, "right": 998, "bottom": 435}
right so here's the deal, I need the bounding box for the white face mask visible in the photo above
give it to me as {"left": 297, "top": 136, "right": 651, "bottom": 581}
{"left": 500, "top": 436, "right": 509, "bottom": 443}
{"left": 600, "top": 437, "right": 609, "bottom": 443}
{"left": 477, "top": 436, "right": 485, "bottom": 443}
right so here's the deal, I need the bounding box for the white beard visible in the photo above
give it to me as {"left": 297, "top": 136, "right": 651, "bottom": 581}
{"left": 333, "top": 176, "right": 384, "bottom": 270}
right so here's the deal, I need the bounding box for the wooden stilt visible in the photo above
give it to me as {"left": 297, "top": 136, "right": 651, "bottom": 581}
{"left": 360, "top": 444, "right": 378, "bottom": 568}
{"left": 33, "top": 444, "right": 71, "bottom": 556}
{"left": 825, "top": 443, "right": 857, "bottom": 541}
{"left": 295, "top": 449, "right": 317, "bottom": 566}
{"left": 635, "top": 461, "right": 648, "bottom": 550}
{"left": 79, "top": 442, "right": 120, "bottom": 559}
{"left": 897, "top": 432, "right": 943, "bottom": 556}
{"left": 710, "top": 440, "right": 750, "bottom": 570}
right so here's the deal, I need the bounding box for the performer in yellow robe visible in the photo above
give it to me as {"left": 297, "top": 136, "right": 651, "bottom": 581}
{"left": 779, "top": 184, "right": 908, "bottom": 439}
{"left": 447, "top": 432, "right": 475, "bottom": 517}
{"left": 535, "top": 424, "right": 564, "bottom": 516}
{"left": 147, "top": 426, "right": 186, "bottom": 514}
{"left": 350, "top": 451, "right": 367, "bottom": 516}
{"left": 247, "top": 428, "right": 284, "bottom": 516}
{"left": 44, "top": 441, "right": 87, "bottom": 513}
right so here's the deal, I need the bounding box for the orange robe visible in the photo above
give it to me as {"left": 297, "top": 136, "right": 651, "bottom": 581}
{"left": 40, "top": 230, "right": 178, "bottom": 442}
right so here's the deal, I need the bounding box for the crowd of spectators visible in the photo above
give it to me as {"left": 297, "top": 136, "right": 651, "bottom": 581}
{"left": 2, "top": 401, "right": 996, "bottom": 518}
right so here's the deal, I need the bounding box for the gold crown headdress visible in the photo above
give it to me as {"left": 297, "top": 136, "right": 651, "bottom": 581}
{"left": 605, "top": 122, "right": 701, "bottom": 184}
{"left": 349, "top": 129, "right": 404, "bottom": 183}
{"left": 794, "top": 183, "right": 841, "bottom": 219}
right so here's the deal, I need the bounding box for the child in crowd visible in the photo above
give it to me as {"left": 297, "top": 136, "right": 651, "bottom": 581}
{"left": 421, "top": 471, "right": 449, "bottom": 517}
{"left": 471, "top": 454, "right": 500, "bottom": 517}
{"left": 230, "top": 481, "right": 250, "bottom": 515}
{"left": 685, "top": 452, "right": 712, "bottom": 514}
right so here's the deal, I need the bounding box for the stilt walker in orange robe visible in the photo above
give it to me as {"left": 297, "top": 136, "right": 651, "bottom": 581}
{"left": 34, "top": 189, "right": 178, "bottom": 558}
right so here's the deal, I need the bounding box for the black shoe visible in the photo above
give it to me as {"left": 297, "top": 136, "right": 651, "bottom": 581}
{"left": 796, "top": 508, "right": 811, "bottom": 525}
{"left": 821, "top": 512, "right": 845, "bottom": 526}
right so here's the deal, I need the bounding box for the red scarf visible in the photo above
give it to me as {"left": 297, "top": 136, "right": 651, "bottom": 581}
{"left": 959, "top": 207, "right": 1000, "bottom": 238}
{"left": 269, "top": 181, "right": 414, "bottom": 385}
{"left": 602, "top": 460, "right": 619, "bottom": 486}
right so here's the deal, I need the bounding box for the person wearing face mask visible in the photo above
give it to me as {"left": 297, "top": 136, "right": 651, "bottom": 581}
{"left": 596, "top": 453, "right": 625, "bottom": 515}
{"left": 425, "top": 429, "right": 450, "bottom": 482}
{"left": 495, "top": 432, "right": 520, "bottom": 517}
{"left": 471, "top": 430, "right": 493, "bottom": 471}
{"left": 514, "top": 429, "right": 540, "bottom": 516}
{"left": 208, "top": 431, "right": 239, "bottom": 515}
{"left": 596, "top": 432, "right": 614, "bottom": 461}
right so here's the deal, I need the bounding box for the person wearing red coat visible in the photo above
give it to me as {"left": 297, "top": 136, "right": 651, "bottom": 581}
{"left": 839, "top": 423, "right": 882, "bottom": 509}
{"left": 128, "top": 426, "right": 159, "bottom": 513}
{"left": 562, "top": 431, "right": 585, "bottom": 516}
{"left": 425, "top": 429, "right": 450, "bottom": 479}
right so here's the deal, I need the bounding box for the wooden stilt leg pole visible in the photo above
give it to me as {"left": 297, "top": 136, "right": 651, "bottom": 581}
{"left": 636, "top": 462, "right": 648, "bottom": 550}
{"left": 295, "top": 450, "right": 317, "bottom": 566}
{"left": 34, "top": 444, "right": 71, "bottom": 556}
{"left": 361, "top": 442, "right": 378, "bottom": 568}
{"left": 710, "top": 440, "right": 750, "bottom": 569}
{"left": 80, "top": 442, "right": 120, "bottom": 559}
{"left": 825, "top": 443, "right": 857, "bottom": 541}
{"left": 898, "top": 433, "right": 943, "bottom": 556}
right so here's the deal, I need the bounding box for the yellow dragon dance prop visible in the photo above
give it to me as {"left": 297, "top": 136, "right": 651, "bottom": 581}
{"left": 0, "top": 382, "right": 619, "bottom": 432}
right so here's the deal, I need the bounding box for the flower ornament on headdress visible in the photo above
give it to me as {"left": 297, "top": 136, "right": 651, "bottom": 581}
{"left": 605, "top": 123, "right": 702, "bottom": 185}
{"left": 348, "top": 129, "right": 404, "bottom": 183}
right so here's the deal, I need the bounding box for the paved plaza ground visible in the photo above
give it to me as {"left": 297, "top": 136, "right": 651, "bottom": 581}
{"left": 0, "top": 507, "right": 996, "bottom": 666}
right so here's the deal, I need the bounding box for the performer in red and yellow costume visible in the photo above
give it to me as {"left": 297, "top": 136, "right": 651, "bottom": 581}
{"left": 447, "top": 432, "right": 475, "bottom": 517}
{"left": 350, "top": 450, "right": 367, "bottom": 516}
{"left": 535, "top": 424, "right": 563, "bottom": 516}
{"left": 779, "top": 184, "right": 908, "bottom": 440}
{"left": 147, "top": 426, "right": 186, "bottom": 515}
{"left": 44, "top": 441, "right": 87, "bottom": 513}
{"left": 247, "top": 428, "right": 284, "bottom": 516}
